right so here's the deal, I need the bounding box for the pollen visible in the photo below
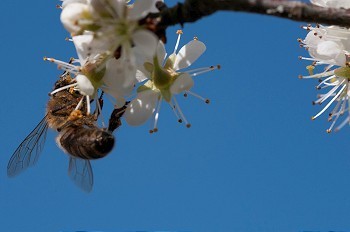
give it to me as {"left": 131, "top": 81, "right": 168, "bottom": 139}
{"left": 69, "top": 87, "right": 75, "bottom": 94}
{"left": 306, "top": 65, "right": 315, "bottom": 75}
{"left": 68, "top": 110, "right": 83, "bottom": 121}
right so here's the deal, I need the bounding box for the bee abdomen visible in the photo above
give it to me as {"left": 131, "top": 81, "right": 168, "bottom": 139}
{"left": 58, "top": 126, "right": 115, "bottom": 159}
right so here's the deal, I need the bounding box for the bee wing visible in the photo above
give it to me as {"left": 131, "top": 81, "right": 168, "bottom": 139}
{"left": 7, "top": 116, "right": 49, "bottom": 177}
{"left": 68, "top": 156, "right": 93, "bottom": 192}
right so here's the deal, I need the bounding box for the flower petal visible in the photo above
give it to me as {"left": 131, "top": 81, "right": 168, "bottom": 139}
{"left": 311, "top": 0, "right": 350, "bottom": 9}
{"left": 72, "top": 34, "right": 94, "bottom": 64}
{"left": 61, "top": 0, "right": 87, "bottom": 8}
{"left": 128, "top": 0, "right": 157, "bottom": 20}
{"left": 102, "top": 58, "right": 135, "bottom": 98}
{"left": 125, "top": 90, "right": 159, "bottom": 126}
{"left": 173, "top": 39, "right": 206, "bottom": 71}
{"left": 136, "top": 70, "right": 148, "bottom": 82}
{"left": 170, "top": 73, "right": 194, "bottom": 94}
{"left": 317, "top": 40, "right": 342, "bottom": 58}
{"left": 132, "top": 29, "right": 158, "bottom": 58}
{"left": 76, "top": 74, "right": 95, "bottom": 96}
{"left": 157, "top": 41, "right": 167, "bottom": 66}
{"left": 310, "top": 0, "right": 328, "bottom": 7}
{"left": 60, "top": 3, "right": 89, "bottom": 34}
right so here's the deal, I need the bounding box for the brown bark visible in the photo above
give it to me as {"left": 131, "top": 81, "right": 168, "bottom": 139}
{"left": 159, "top": 0, "right": 350, "bottom": 28}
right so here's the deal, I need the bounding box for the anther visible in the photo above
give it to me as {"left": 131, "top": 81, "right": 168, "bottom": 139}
{"left": 193, "top": 36, "right": 198, "bottom": 40}
{"left": 298, "top": 75, "right": 303, "bottom": 79}
{"left": 326, "top": 129, "right": 331, "bottom": 133}
{"left": 205, "top": 99, "right": 210, "bottom": 104}
{"left": 153, "top": 128, "right": 158, "bottom": 133}
{"left": 176, "top": 30, "right": 183, "bottom": 34}
{"left": 184, "top": 93, "right": 188, "bottom": 97}
{"left": 149, "top": 130, "right": 154, "bottom": 134}
{"left": 178, "top": 119, "right": 183, "bottom": 123}
{"left": 186, "top": 124, "right": 191, "bottom": 128}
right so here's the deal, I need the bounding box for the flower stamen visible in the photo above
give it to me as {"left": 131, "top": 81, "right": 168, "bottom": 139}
{"left": 189, "top": 65, "right": 221, "bottom": 77}
{"left": 185, "top": 91, "right": 210, "bottom": 104}
{"left": 50, "top": 83, "right": 77, "bottom": 96}
{"left": 173, "top": 97, "right": 190, "bottom": 128}
{"left": 168, "top": 102, "right": 182, "bottom": 123}
{"left": 153, "top": 97, "right": 163, "bottom": 132}
{"left": 173, "top": 30, "right": 183, "bottom": 54}
{"left": 312, "top": 80, "right": 346, "bottom": 120}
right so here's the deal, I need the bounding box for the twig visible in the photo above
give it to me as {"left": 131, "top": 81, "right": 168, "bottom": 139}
{"left": 159, "top": 0, "right": 350, "bottom": 28}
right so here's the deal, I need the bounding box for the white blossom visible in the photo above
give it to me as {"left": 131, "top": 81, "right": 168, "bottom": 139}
{"left": 45, "top": 35, "right": 109, "bottom": 115}
{"left": 311, "top": 0, "right": 350, "bottom": 9}
{"left": 299, "top": 25, "right": 350, "bottom": 132}
{"left": 60, "top": 2, "right": 92, "bottom": 35}
{"left": 124, "top": 30, "right": 220, "bottom": 132}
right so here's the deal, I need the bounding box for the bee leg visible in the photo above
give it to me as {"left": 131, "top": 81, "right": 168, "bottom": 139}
{"left": 108, "top": 101, "right": 129, "bottom": 132}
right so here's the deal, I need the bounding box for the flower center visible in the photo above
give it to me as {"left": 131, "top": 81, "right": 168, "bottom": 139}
{"left": 115, "top": 19, "right": 137, "bottom": 43}
{"left": 150, "top": 56, "right": 180, "bottom": 102}
{"left": 334, "top": 66, "right": 350, "bottom": 80}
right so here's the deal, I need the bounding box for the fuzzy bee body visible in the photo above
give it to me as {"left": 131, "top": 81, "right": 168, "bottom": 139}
{"left": 58, "top": 126, "right": 114, "bottom": 160}
{"left": 7, "top": 75, "right": 124, "bottom": 192}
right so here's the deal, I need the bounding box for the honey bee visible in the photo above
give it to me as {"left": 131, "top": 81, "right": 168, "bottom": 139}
{"left": 7, "top": 73, "right": 126, "bottom": 192}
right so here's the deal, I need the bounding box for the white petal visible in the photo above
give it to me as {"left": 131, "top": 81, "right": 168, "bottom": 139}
{"left": 136, "top": 70, "right": 148, "bottom": 82}
{"left": 310, "top": 0, "right": 327, "bottom": 7}
{"left": 132, "top": 30, "right": 158, "bottom": 58}
{"left": 62, "top": 0, "right": 87, "bottom": 8}
{"left": 73, "top": 34, "right": 113, "bottom": 65}
{"left": 72, "top": 34, "right": 94, "bottom": 64}
{"left": 111, "top": 0, "right": 126, "bottom": 19}
{"left": 60, "top": 3, "right": 89, "bottom": 34}
{"left": 125, "top": 90, "right": 159, "bottom": 126}
{"left": 157, "top": 41, "right": 166, "bottom": 66}
{"left": 315, "top": 40, "right": 346, "bottom": 66}
{"left": 102, "top": 58, "right": 135, "bottom": 98}
{"left": 327, "top": 0, "right": 350, "bottom": 9}
{"left": 317, "top": 40, "right": 342, "bottom": 58}
{"left": 304, "top": 30, "right": 324, "bottom": 47}
{"left": 173, "top": 39, "right": 206, "bottom": 71}
{"left": 76, "top": 74, "right": 95, "bottom": 96}
{"left": 114, "top": 97, "right": 126, "bottom": 108}
{"left": 170, "top": 73, "right": 194, "bottom": 94}
{"left": 128, "top": 0, "right": 156, "bottom": 20}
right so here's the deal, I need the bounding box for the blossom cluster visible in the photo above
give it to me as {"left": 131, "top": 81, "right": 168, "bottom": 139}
{"left": 299, "top": 0, "right": 350, "bottom": 132}
{"left": 48, "top": 0, "right": 219, "bottom": 132}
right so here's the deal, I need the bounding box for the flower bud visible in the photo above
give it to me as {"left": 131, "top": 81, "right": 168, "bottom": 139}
{"left": 60, "top": 3, "right": 91, "bottom": 34}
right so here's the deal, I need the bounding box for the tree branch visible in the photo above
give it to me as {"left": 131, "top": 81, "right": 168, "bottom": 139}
{"left": 159, "top": 0, "right": 350, "bottom": 28}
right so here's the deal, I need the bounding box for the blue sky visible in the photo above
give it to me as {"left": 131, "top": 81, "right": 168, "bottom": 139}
{"left": 1, "top": 0, "right": 350, "bottom": 231}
